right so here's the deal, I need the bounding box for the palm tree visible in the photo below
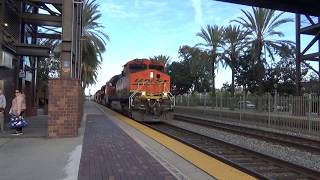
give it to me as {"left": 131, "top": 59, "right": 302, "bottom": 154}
{"left": 232, "top": 7, "right": 293, "bottom": 94}
{"left": 81, "top": 0, "right": 109, "bottom": 89}
{"left": 196, "top": 25, "right": 223, "bottom": 96}
{"left": 149, "top": 55, "right": 171, "bottom": 65}
{"left": 82, "top": 63, "right": 98, "bottom": 88}
{"left": 222, "top": 25, "right": 248, "bottom": 97}
{"left": 81, "top": 40, "right": 101, "bottom": 87}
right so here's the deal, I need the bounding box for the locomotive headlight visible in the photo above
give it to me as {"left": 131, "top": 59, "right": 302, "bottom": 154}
{"left": 163, "top": 92, "right": 168, "bottom": 97}
{"left": 141, "top": 91, "right": 146, "bottom": 96}
{"left": 150, "top": 71, "right": 154, "bottom": 79}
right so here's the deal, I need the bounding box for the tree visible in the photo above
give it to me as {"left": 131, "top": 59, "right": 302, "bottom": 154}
{"left": 168, "top": 46, "right": 211, "bottom": 95}
{"left": 196, "top": 25, "right": 223, "bottom": 96}
{"left": 309, "top": 72, "right": 319, "bottom": 82}
{"left": 149, "top": 55, "right": 171, "bottom": 65}
{"left": 180, "top": 46, "right": 211, "bottom": 93}
{"left": 222, "top": 25, "right": 248, "bottom": 97}
{"left": 36, "top": 39, "right": 60, "bottom": 106}
{"left": 263, "top": 46, "right": 308, "bottom": 95}
{"left": 81, "top": 0, "right": 109, "bottom": 89}
{"left": 235, "top": 51, "right": 259, "bottom": 94}
{"left": 233, "top": 7, "right": 293, "bottom": 94}
{"left": 168, "top": 61, "right": 193, "bottom": 95}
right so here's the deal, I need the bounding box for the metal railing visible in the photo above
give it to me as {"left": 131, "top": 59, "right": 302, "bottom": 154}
{"left": 129, "top": 81, "right": 175, "bottom": 109}
{"left": 175, "top": 94, "right": 320, "bottom": 135}
{"left": 129, "top": 81, "right": 145, "bottom": 109}
{"left": 163, "top": 83, "right": 175, "bottom": 108}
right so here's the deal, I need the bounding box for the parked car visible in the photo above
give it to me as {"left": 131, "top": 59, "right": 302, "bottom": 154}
{"left": 273, "top": 104, "right": 290, "bottom": 111}
{"left": 238, "top": 101, "right": 256, "bottom": 109}
{"left": 275, "top": 105, "right": 285, "bottom": 111}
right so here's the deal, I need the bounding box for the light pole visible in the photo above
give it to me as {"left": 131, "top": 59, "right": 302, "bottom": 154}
{"left": 209, "top": 79, "right": 213, "bottom": 95}
{"left": 274, "top": 83, "right": 278, "bottom": 112}
{"left": 273, "top": 74, "right": 278, "bottom": 112}
{"left": 301, "top": 87, "right": 305, "bottom": 95}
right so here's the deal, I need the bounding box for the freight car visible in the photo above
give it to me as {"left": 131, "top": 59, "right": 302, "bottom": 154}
{"left": 94, "top": 89, "right": 103, "bottom": 103}
{"left": 102, "top": 58, "right": 174, "bottom": 121}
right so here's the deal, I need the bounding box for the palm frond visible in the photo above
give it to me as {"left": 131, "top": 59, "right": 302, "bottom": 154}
{"left": 233, "top": 7, "right": 293, "bottom": 63}
{"left": 81, "top": 0, "right": 109, "bottom": 88}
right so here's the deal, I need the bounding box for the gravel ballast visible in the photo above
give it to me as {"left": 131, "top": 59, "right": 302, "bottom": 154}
{"left": 166, "top": 119, "right": 320, "bottom": 172}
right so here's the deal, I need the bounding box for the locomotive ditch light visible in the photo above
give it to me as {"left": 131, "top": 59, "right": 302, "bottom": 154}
{"left": 163, "top": 92, "right": 168, "bottom": 97}
{"left": 141, "top": 91, "right": 146, "bottom": 96}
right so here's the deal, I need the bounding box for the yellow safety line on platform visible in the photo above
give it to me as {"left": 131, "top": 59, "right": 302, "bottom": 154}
{"left": 99, "top": 104, "right": 256, "bottom": 180}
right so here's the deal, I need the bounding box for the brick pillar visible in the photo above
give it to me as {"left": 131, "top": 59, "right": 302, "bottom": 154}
{"left": 48, "top": 79, "right": 81, "bottom": 138}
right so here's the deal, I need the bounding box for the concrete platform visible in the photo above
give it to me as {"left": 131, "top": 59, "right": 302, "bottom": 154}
{"left": 0, "top": 107, "right": 85, "bottom": 180}
{"left": 0, "top": 115, "right": 48, "bottom": 138}
{"left": 100, "top": 105, "right": 255, "bottom": 180}
{"left": 0, "top": 101, "right": 220, "bottom": 180}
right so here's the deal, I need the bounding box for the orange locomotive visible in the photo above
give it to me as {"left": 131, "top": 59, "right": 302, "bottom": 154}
{"left": 103, "top": 58, "right": 174, "bottom": 121}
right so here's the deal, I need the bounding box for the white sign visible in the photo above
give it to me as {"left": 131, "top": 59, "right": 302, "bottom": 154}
{"left": 19, "top": 70, "right": 25, "bottom": 78}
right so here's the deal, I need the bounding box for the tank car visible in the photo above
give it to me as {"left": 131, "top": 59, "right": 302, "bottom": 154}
{"left": 104, "top": 58, "right": 174, "bottom": 122}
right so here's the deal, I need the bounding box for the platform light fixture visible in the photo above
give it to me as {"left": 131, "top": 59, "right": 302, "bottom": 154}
{"left": 141, "top": 91, "right": 146, "bottom": 96}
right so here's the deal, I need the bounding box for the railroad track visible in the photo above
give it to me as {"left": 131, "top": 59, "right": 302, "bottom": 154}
{"left": 173, "top": 113, "right": 320, "bottom": 154}
{"left": 146, "top": 123, "right": 320, "bottom": 179}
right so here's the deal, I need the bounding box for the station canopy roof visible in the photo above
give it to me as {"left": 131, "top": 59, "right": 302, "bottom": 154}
{"left": 215, "top": 0, "right": 320, "bottom": 16}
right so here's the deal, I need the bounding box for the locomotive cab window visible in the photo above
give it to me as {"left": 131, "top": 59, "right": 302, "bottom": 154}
{"left": 149, "top": 64, "right": 164, "bottom": 72}
{"left": 129, "top": 63, "right": 147, "bottom": 73}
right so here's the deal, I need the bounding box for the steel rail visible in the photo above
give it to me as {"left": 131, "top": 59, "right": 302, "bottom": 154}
{"left": 145, "top": 123, "right": 320, "bottom": 179}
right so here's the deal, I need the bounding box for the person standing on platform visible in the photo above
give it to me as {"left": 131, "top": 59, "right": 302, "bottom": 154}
{"left": 10, "top": 89, "right": 26, "bottom": 135}
{"left": 0, "top": 89, "right": 6, "bottom": 133}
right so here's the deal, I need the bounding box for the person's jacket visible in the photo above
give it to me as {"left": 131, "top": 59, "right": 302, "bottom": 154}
{"left": 10, "top": 94, "right": 26, "bottom": 116}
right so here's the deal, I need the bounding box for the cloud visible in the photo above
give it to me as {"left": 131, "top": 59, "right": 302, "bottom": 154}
{"left": 100, "top": 2, "right": 139, "bottom": 19}
{"left": 100, "top": 0, "right": 168, "bottom": 20}
{"left": 191, "top": 0, "right": 203, "bottom": 24}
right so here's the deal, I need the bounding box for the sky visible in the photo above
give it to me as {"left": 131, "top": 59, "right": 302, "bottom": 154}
{"left": 85, "top": 0, "right": 316, "bottom": 95}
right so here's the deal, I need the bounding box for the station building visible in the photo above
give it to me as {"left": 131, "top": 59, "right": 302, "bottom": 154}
{"left": 0, "top": 0, "right": 48, "bottom": 117}
{"left": 0, "top": 0, "right": 83, "bottom": 137}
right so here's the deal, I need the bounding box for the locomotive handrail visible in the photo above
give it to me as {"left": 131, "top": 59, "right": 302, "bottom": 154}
{"left": 129, "top": 81, "right": 146, "bottom": 109}
{"left": 164, "top": 83, "right": 175, "bottom": 107}
{"left": 130, "top": 81, "right": 175, "bottom": 109}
